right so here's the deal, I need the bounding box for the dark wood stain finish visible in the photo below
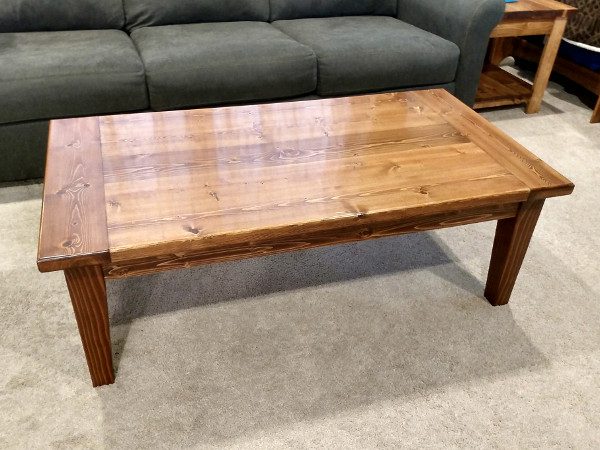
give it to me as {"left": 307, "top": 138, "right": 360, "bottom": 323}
{"left": 64, "top": 265, "right": 114, "bottom": 387}
{"left": 105, "top": 203, "right": 521, "bottom": 278}
{"left": 37, "top": 90, "right": 574, "bottom": 386}
{"left": 38, "top": 117, "right": 109, "bottom": 272}
{"left": 418, "top": 90, "right": 573, "bottom": 199}
{"left": 485, "top": 200, "right": 545, "bottom": 305}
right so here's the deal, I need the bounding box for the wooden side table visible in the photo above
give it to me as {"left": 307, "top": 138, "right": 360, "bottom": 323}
{"left": 475, "top": 0, "right": 576, "bottom": 113}
{"left": 511, "top": 38, "right": 600, "bottom": 123}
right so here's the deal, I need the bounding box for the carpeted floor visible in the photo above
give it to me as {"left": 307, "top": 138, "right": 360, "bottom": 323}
{"left": 1, "top": 68, "right": 599, "bottom": 448}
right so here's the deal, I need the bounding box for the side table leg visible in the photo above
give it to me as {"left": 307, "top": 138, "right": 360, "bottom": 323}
{"left": 488, "top": 37, "right": 515, "bottom": 65}
{"left": 64, "top": 265, "right": 115, "bottom": 387}
{"left": 591, "top": 96, "right": 600, "bottom": 124}
{"left": 526, "top": 17, "right": 567, "bottom": 114}
{"left": 484, "top": 200, "right": 545, "bottom": 306}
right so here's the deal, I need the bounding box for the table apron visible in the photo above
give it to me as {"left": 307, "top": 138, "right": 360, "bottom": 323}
{"left": 103, "top": 202, "right": 521, "bottom": 279}
{"left": 491, "top": 19, "right": 556, "bottom": 38}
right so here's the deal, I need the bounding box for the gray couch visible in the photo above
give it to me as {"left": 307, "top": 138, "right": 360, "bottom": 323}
{"left": 0, "top": 0, "right": 505, "bottom": 182}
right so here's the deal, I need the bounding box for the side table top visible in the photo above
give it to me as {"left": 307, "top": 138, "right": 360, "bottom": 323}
{"left": 503, "top": 0, "right": 576, "bottom": 20}
{"left": 38, "top": 90, "right": 573, "bottom": 273}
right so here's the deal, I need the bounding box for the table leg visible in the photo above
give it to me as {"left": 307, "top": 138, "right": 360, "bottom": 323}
{"left": 484, "top": 200, "right": 545, "bottom": 306}
{"left": 64, "top": 265, "right": 115, "bottom": 387}
{"left": 591, "top": 96, "right": 600, "bottom": 124}
{"left": 526, "top": 17, "right": 567, "bottom": 114}
{"left": 488, "top": 38, "right": 515, "bottom": 65}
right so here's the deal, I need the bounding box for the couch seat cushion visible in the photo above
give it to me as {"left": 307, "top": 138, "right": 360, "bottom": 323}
{"left": 131, "top": 22, "right": 317, "bottom": 110}
{"left": 273, "top": 16, "right": 460, "bottom": 96}
{"left": 0, "top": 30, "right": 148, "bottom": 124}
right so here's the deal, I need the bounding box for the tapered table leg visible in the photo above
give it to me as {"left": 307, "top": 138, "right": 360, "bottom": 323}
{"left": 64, "top": 265, "right": 115, "bottom": 386}
{"left": 485, "top": 200, "right": 545, "bottom": 306}
{"left": 591, "top": 97, "right": 600, "bottom": 124}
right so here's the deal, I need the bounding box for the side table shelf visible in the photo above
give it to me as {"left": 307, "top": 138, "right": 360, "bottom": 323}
{"left": 475, "top": 65, "right": 533, "bottom": 109}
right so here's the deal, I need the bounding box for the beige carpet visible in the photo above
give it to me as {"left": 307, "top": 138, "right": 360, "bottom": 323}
{"left": 1, "top": 71, "right": 599, "bottom": 448}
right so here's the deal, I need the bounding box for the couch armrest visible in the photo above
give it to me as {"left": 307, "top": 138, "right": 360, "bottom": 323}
{"left": 398, "top": 0, "right": 505, "bottom": 106}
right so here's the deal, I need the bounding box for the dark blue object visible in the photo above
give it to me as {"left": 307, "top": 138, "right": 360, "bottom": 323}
{"left": 560, "top": 40, "right": 600, "bottom": 72}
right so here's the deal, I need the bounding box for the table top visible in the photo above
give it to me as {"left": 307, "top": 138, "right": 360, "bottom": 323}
{"left": 38, "top": 89, "right": 573, "bottom": 273}
{"left": 503, "top": 0, "right": 576, "bottom": 20}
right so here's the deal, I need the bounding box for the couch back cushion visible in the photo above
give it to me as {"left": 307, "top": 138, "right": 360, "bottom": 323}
{"left": 123, "top": 0, "right": 270, "bottom": 31}
{"left": 0, "top": 0, "right": 124, "bottom": 32}
{"left": 269, "top": 0, "right": 397, "bottom": 21}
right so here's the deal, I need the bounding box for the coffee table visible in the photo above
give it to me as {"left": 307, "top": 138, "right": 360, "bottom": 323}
{"left": 38, "top": 89, "right": 573, "bottom": 386}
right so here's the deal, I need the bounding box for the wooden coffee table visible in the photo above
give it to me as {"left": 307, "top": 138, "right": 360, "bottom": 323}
{"left": 475, "top": 0, "right": 576, "bottom": 113}
{"left": 38, "top": 89, "right": 573, "bottom": 387}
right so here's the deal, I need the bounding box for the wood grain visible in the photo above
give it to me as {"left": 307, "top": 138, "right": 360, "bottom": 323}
{"left": 485, "top": 200, "right": 545, "bottom": 306}
{"left": 37, "top": 90, "right": 576, "bottom": 387}
{"left": 64, "top": 265, "right": 114, "bottom": 387}
{"left": 418, "top": 89, "right": 574, "bottom": 199}
{"left": 38, "top": 117, "right": 109, "bottom": 272}
{"left": 97, "top": 92, "right": 540, "bottom": 264}
{"left": 105, "top": 203, "right": 521, "bottom": 278}
{"left": 38, "top": 91, "right": 573, "bottom": 275}
{"left": 502, "top": 0, "right": 576, "bottom": 21}
{"left": 491, "top": 20, "right": 554, "bottom": 38}
{"left": 475, "top": 65, "right": 532, "bottom": 109}
{"left": 36, "top": 90, "right": 574, "bottom": 275}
